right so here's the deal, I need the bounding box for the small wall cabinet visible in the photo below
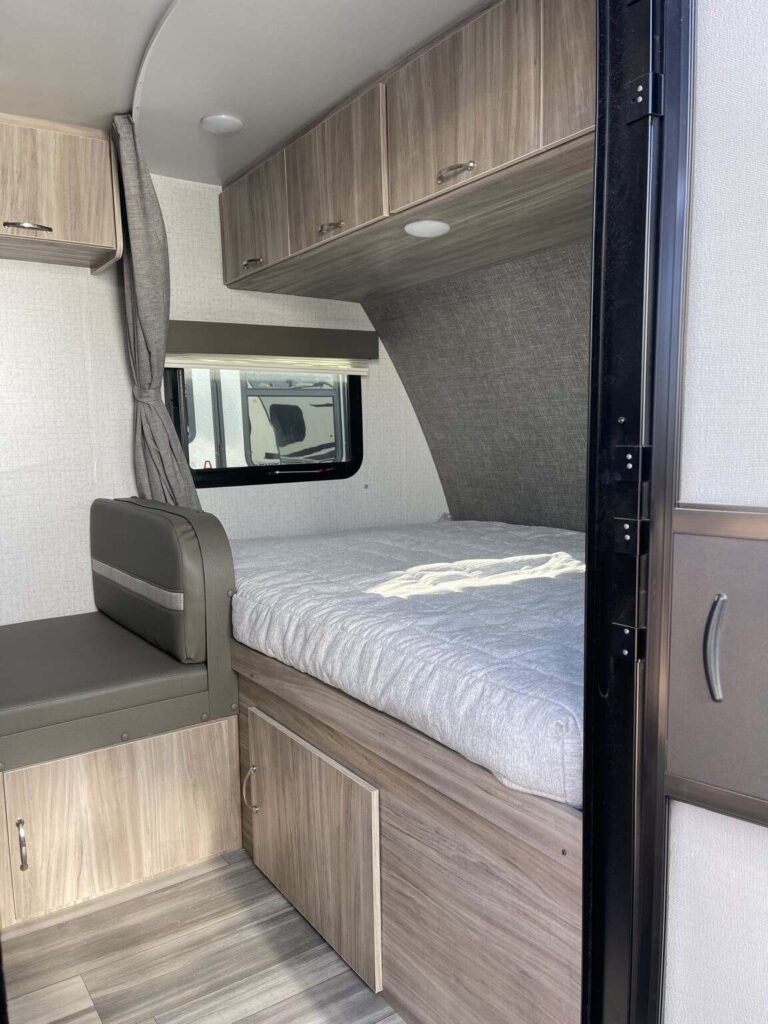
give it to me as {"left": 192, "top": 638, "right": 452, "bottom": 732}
{"left": 667, "top": 534, "right": 768, "bottom": 804}
{"left": 0, "top": 114, "right": 121, "bottom": 273}
{"left": 285, "top": 84, "right": 387, "bottom": 255}
{"left": 245, "top": 707, "right": 382, "bottom": 991}
{"left": 0, "top": 719, "right": 239, "bottom": 926}
{"left": 220, "top": 151, "right": 289, "bottom": 284}
{"left": 386, "top": 0, "right": 541, "bottom": 212}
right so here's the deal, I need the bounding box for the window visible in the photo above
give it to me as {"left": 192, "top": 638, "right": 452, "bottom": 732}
{"left": 164, "top": 366, "right": 363, "bottom": 487}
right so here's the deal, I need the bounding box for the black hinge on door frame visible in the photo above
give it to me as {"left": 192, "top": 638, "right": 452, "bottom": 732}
{"left": 584, "top": 0, "right": 666, "bottom": 1021}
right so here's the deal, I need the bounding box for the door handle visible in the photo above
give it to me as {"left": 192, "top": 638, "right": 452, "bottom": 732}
{"left": 15, "top": 818, "right": 28, "bottom": 871}
{"left": 242, "top": 764, "right": 260, "bottom": 813}
{"left": 436, "top": 160, "right": 476, "bottom": 184}
{"left": 703, "top": 593, "right": 727, "bottom": 702}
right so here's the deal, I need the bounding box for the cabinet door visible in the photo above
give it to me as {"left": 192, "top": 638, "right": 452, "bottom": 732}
{"left": 0, "top": 121, "right": 115, "bottom": 248}
{"left": 541, "top": 0, "right": 596, "bottom": 146}
{"left": 667, "top": 535, "right": 768, "bottom": 802}
{"left": 246, "top": 707, "right": 382, "bottom": 991}
{"left": 285, "top": 84, "right": 386, "bottom": 254}
{"left": 3, "top": 720, "right": 239, "bottom": 922}
{"left": 387, "top": 0, "right": 541, "bottom": 212}
{"left": 220, "top": 152, "right": 289, "bottom": 283}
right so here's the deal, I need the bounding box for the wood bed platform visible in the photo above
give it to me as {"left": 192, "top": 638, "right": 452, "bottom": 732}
{"left": 233, "top": 641, "right": 582, "bottom": 1024}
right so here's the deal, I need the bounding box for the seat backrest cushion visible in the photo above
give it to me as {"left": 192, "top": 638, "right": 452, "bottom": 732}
{"left": 90, "top": 499, "right": 209, "bottom": 663}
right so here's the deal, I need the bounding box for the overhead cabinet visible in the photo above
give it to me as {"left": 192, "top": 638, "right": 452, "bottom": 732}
{"left": 0, "top": 114, "right": 121, "bottom": 272}
{"left": 220, "top": 151, "right": 289, "bottom": 283}
{"left": 285, "top": 84, "right": 387, "bottom": 254}
{"left": 386, "top": 0, "right": 541, "bottom": 212}
{"left": 219, "top": 0, "right": 595, "bottom": 299}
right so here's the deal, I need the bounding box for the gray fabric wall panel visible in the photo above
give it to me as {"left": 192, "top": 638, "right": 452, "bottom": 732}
{"left": 363, "top": 240, "right": 591, "bottom": 530}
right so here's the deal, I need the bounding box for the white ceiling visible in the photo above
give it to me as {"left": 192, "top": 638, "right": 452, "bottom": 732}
{"left": 0, "top": 0, "right": 171, "bottom": 129}
{"left": 134, "top": 0, "right": 486, "bottom": 184}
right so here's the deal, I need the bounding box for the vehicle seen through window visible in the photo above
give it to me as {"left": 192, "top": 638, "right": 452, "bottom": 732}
{"left": 163, "top": 366, "right": 363, "bottom": 486}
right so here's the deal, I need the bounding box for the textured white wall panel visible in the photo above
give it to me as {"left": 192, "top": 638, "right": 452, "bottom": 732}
{"left": 663, "top": 801, "right": 768, "bottom": 1024}
{"left": 0, "top": 262, "right": 135, "bottom": 625}
{"left": 678, "top": 0, "right": 768, "bottom": 506}
{"left": 152, "top": 174, "right": 447, "bottom": 540}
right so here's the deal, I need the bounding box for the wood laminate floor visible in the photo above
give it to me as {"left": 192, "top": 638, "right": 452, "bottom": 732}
{"left": 1, "top": 851, "right": 404, "bottom": 1024}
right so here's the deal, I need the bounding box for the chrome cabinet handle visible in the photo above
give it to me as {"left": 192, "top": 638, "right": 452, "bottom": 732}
{"left": 318, "top": 220, "right": 345, "bottom": 236}
{"left": 242, "top": 256, "right": 264, "bottom": 269}
{"left": 436, "top": 160, "right": 476, "bottom": 184}
{"left": 3, "top": 220, "right": 53, "bottom": 232}
{"left": 15, "top": 818, "right": 28, "bottom": 871}
{"left": 703, "top": 593, "right": 727, "bottom": 702}
{"left": 242, "top": 764, "right": 260, "bottom": 813}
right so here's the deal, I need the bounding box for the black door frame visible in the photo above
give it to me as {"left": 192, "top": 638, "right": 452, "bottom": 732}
{"left": 583, "top": 1, "right": 693, "bottom": 1021}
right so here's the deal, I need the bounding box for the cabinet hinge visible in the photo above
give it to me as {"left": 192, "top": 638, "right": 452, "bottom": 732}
{"left": 626, "top": 73, "right": 664, "bottom": 122}
{"left": 611, "top": 623, "right": 647, "bottom": 663}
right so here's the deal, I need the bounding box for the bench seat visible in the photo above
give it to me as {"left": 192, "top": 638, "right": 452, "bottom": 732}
{"left": 0, "top": 612, "right": 208, "bottom": 737}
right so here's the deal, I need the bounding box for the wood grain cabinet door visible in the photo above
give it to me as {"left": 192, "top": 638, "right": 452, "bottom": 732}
{"left": 541, "top": 0, "right": 596, "bottom": 146}
{"left": 387, "top": 0, "right": 541, "bottom": 212}
{"left": 2, "top": 720, "right": 239, "bottom": 922}
{"left": 220, "top": 152, "right": 289, "bottom": 283}
{"left": 247, "top": 707, "right": 382, "bottom": 991}
{"left": 667, "top": 535, "right": 768, "bottom": 802}
{"left": 0, "top": 120, "right": 115, "bottom": 248}
{"left": 285, "top": 84, "right": 387, "bottom": 255}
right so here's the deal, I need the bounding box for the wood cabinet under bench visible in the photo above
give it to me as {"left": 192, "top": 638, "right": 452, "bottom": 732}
{"left": 0, "top": 719, "right": 240, "bottom": 927}
{"left": 220, "top": 0, "right": 595, "bottom": 300}
{"left": 0, "top": 113, "right": 122, "bottom": 273}
{"left": 236, "top": 643, "right": 581, "bottom": 1024}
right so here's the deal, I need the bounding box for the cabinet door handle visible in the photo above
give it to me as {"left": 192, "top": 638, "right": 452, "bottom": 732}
{"left": 318, "top": 220, "right": 345, "bottom": 236}
{"left": 15, "top": 818, "right": 29, "bottom": 871}
{"left": 242, "top": 764, "right": 260, "bottom": 813}
{"left": 436, "top": 160, "right": 476, "bottom": 184}
{"left": 703, "top": 593, "right": 727, "bottom": 702}
{"left": 242, "top": 256, "right": 264, "bottom": 269}
{"left": 3, "top": 220, "right": 53, "bottom": 232}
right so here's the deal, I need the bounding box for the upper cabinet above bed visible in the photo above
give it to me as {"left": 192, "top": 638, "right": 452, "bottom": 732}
{"left": 386, "top": 0, "right": 541, "bottom": 212}
{"left": 285, "top": 85, "right": 388, "bottom": 254}
{"left": 220, "top": 0, "right": 596, "bottom": 300}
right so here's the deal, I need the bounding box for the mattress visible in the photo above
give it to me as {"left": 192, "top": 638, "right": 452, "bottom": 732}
{"left": 231, "top": 520, "right": 585, "bottom": 807}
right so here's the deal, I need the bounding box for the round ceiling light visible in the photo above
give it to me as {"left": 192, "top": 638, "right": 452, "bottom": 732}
{"left": 200, "top": 113, "right": 243, "bottom": 135}
{"left": 403, "top": 219, "right": 451, "bottom": 239}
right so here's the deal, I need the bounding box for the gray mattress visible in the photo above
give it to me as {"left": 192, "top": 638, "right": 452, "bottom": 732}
{"left": 231, "top": 520, "right": 585, "bottom": 807}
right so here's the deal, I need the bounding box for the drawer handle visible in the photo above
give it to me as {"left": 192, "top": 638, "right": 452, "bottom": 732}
{"left": 318, "top": 220, "right": 345, "bottom": 236}
{"left": 242, "top": 257, "right": 264, "bottom": 269}
{"left": 15, "top": 818, "right": 28, "bottom": 872}
{"left": 436, "top": 160, "right": 476, "bottom": 184}
{"left": 703, "top": 593, "right": 727, "bottom": 703}
{"left": 3, "top": 220, "right": 53, "bottom": 232}
{"left": 242, "top": 764, "right": 260, "bottom": 813}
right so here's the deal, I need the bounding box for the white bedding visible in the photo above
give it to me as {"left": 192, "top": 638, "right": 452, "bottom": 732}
{"left": 231, "top": 520, "right": 585, "bottom": 807}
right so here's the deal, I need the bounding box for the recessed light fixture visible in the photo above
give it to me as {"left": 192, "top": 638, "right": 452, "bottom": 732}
{"left": 200, "top": 113, "right": 243, "bottom": 135}
{"left": 403, "top": 219, "right": 451, "bottom": 239}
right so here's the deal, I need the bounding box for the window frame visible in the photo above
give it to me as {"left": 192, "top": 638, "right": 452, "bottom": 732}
{"left": 163, "top": 368, "right": 363, "bottom": 488}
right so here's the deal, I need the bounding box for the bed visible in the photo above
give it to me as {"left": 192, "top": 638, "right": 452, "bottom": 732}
{"left": 230, "top": 519, "right": 584, "bottom": 1024}
{"left": 231, "top": 519, "right": 585, "bottom": 807}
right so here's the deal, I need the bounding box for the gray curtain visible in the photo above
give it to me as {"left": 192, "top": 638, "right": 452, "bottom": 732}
{"left": 111, "top": 114, "right": 200, "bottom": 509}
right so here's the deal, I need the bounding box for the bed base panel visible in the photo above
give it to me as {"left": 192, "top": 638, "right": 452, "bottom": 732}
{"left": 234, "top": 642, "right": 581, "bottom": 1024}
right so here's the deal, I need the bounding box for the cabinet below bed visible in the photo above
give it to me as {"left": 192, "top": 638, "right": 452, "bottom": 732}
{"left": 236, "top": 644, "right": 582, "bottom": 1024}
{"left": 244, "top": 707, "right": 382, "bottom": 991}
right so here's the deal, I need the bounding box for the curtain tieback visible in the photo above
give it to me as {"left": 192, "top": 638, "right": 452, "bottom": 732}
{"left": 133, "top": 385, "right": 162, "bottom": 405}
